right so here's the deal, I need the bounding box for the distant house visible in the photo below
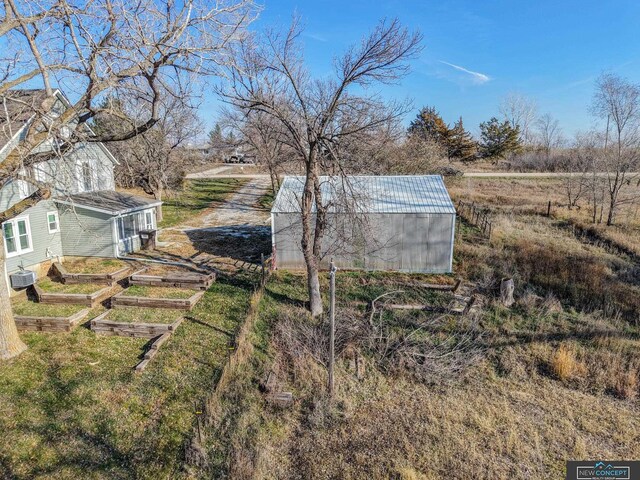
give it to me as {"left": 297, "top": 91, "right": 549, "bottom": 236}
{"left": 271, "top": 175, "right": 456, "bottom": 273}
{"left": 0, "top": 89, "right": 161, "bottom": 290}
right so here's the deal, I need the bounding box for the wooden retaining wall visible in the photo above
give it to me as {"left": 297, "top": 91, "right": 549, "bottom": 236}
{"left": 52, "top": 262, "right": 133, "bottom": 285}
{"left": 91, "top": 311, "right": 184, "bottom": 338}
{"left": 34, "top": 284, "right": 114, "bottom": 307}
{"left": 129, "top": 271, "right": 215, "bottom": 290}
{"left": 111, "top": 290, "right": 205, "bottom": 310}
{"left": 135, "top": 331, "right": 174, "bottom": 372}
{"left": 15, "top": 308, "right": 90, "bottom": 333}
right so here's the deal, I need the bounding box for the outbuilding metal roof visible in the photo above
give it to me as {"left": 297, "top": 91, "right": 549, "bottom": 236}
{"left": 271, "top": 175, "right": 456, "bottom": 214}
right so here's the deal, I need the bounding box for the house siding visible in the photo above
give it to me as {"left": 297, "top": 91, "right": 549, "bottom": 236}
{"left": 5, "top": 200, "right": 63, "bottom": 274}
{"left": 58, "top": 205, "right": 117, "bottom": 258}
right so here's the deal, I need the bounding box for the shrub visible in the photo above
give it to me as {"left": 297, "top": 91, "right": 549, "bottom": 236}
{"left": 551, "top": 344, "right": 579, "bottom": 382}
{"left": 614, "top": 369, "right": 639, "bottom": 400}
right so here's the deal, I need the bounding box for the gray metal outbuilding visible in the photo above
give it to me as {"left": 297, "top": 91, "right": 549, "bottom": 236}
{"left": 271, "top": 175, "right": 456, "bottom": 273}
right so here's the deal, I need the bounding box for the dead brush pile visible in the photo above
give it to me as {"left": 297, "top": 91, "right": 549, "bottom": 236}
{"left": 273, "top": 304, "right": 484, "bottom": 386}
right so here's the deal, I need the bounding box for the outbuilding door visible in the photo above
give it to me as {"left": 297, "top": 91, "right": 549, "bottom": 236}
{"left": 401, "top": 215, "right": 428, "bottom": 272}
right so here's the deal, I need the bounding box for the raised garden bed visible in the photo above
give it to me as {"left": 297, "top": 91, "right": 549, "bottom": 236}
{"left": 34, "top": 279, "right": 114, "bottom": 307}
{"left": 91, "top": 308, "right": 184, "bottom": 338}
{"left": 129, "top": 266, "right": 215, "bottom": 290}
{"left": 52, "top": 259, "right": 134, "bottom": 285}
{"left": 12, "top": 300, "right": 90, "bottom": 332}
{"left": 111, "top": 286, "right": 204, "bottom": 310}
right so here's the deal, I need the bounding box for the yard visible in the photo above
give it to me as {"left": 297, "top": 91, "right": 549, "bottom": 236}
{"left": 159, "top": 178, "right": 248, "bottom": 228}
{"left": 0, "top": 272, "right": 257, "bottom": 479}
{"left": 2, "top": 175, "right": 639, "bottom": 479}
{"left": 198, "top": 177, "right": 640, "bottom": 479}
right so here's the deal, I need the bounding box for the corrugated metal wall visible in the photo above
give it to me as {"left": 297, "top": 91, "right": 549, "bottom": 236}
{"left": 58, "top": 205, "right": 117, "bottom": 258}
{"left": 272, "top": 212, "right": 455, "bottom": 273}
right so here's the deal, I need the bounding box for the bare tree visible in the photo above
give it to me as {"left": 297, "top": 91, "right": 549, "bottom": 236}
{"left": 223, "top": 108, "right": 294, "bottom": 193}
{"left": 499, "top": 92, "right": 538, "bottom": 145}
{"left": 535, "top": 113, "right": 564, "bottom": 160}
{"left": 0, "top": 0, "right": 255, "bottom": 359}
{"left": 220, "top": 18, "right": 422, "bottom": 316}
{"left": 96, "top": 95, "right": 203, "bottom": 221}
{"left": 564, "top": 132, "right": 599, "bottom": 211}
{"left": 591, "top": 73, "right": 640, "bottom": 225}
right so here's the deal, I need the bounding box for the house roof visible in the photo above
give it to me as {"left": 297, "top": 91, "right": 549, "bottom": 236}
{"left": 271, "top": 175, "right": 456, "bottom": 215}
{"left": 0, "top": 88, "right": 119, "bottom": 165}
{"left": 0, "top": 89, "right": 48, "bottom": 152}
{"left": 55, "top": 190, "right": 162, "bottom": 216}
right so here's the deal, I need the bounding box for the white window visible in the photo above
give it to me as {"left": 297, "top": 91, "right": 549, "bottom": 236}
{"left": 3, "top": 216, "right": 33, "bottom": 257}
{"left": 144, "top": 210, "right": 154, "bottom": 230}
{"left": 81, "top": 162, "right": 92, "bottom": 192}
{"left": 47, "top": 211, "right": 59, "bottom": 233}
{"left": 118, "top": 214, "right": 139, "bottom": 240}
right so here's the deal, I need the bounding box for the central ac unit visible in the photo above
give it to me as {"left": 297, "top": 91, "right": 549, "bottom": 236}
{"left": 10, "top": 270, "right": 37, "bottom": 288}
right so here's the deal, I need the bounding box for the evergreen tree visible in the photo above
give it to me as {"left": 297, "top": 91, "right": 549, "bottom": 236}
{"left": 408, "top": 106, "right": 451, "bottom": 148}
{"left": 479, "top": 117, "right": 522, "bottom": 159}
{"left": 448, "top": 116, "right": 477, "bottom": 162}
{"left": 208, "top": 123, "right": 224, "bottom": 148}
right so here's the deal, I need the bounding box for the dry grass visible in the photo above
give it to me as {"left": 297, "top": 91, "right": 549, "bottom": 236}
{"left": 61, "top": 257, "right": 130, "bottom": 274}
{"left": 11, "top": 299, "right": 87, "bottom": 317}
{"left": 122, "top": 285, "right": 195, "bottom": 299}
{"left": 105, "top": 307, "right": 185, "bottom": 324}
{"left": 203, "top": 184, "right": 640, "bottom": 479}
{"left": 135, "top": 264, "right": 206, "bottom": 277}
{"left": 37, "top": 278, "right": 107, "bottom": 294}
{"left": 550, "top": 344, "right": 580, "bottom": 381}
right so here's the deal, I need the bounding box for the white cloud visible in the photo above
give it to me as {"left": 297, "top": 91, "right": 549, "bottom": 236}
{"left": 439, "top": 61, "right": 490, "bottom": 84}
{"left": 304, "top": 32, "right": 328, "bottom": 43}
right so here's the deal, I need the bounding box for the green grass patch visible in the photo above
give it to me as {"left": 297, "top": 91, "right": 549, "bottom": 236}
{"left": 0, "top": 275, "right": 255, "bottom": 479}
{"left": 11, "top": 299, "right": 86, "bottom": 317}
{"left": 256, "top": 189, "right": 275, "bottom": 211}
{"left": 106, "top": 307, "right": 185, "bottom": 325}
{"left": 37, "top": 278, "right": 107, "bottom": 294}
{"left": 122, "top": 285, "right": 195, "bottom": 299}
{"left": 159, "top": 178, "right": 247, "bottom": 228}
{"left": 62, "top": 257, "right": 129, "bottom": 274}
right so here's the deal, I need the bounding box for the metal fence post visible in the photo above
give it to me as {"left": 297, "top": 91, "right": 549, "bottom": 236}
{"left": 328, "top": 259, "right": 337, "bottom": 397}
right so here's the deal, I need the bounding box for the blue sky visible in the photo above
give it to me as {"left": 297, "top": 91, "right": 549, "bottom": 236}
{"left": 204, "top": 0, "right": 640, "bottom": 139}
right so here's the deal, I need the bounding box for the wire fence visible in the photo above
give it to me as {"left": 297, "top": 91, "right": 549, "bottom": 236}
{"left": 457, "top": 200, "right": 493, "bottom": 240}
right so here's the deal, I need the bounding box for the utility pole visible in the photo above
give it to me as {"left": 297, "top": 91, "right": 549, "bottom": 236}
{"left": 328, "top": 259, "right": 337, "bottom": 397}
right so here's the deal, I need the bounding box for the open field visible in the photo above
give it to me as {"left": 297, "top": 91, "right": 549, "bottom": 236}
{"left": 199, "top": 176, "right": 640, "bottom": 479}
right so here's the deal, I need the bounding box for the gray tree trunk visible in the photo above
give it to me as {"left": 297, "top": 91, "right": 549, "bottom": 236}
{"left": 0, "top": 236, "right": 27, "bottom": 360}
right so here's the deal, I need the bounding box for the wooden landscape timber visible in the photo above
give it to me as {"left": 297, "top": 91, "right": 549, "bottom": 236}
{"left": 135, "top": 331, "right": 179, "bottom": 373}
{"left": 129, "top": 269, "right": 215, "bottom": 290}
{"left": 91, "top": 311, "right": 184, "bottom": 338}
{"left": 111, "top": 289, "right": 205, "bottom": 310}
{"left": 14, "top": 308, "right": 90, "bottom": 333}
{"left": 33, "top": 284, "right": 114, "bottom": 307}
{"left": 51, "top": 262, "right": 133, "bottom": 286}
